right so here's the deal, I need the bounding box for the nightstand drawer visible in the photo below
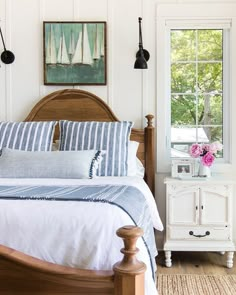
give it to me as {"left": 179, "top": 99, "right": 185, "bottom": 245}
{"left": 168, "top": 226, "right": 231, "bottom": 241}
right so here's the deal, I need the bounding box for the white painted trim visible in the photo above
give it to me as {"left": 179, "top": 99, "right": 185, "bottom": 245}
{"left": 0, "top": 2, "right": 6, "bottom": 121}
{"left": 165, "top": 18, "right": 232, "bottom": 29}
{"left": 72, "top": 0, "right": 80, "bottom": 90}
{"left": 156, "top": 16, "right": 170, "bottom": 173}
{"left": 39, "top": 0, "right": 45, "bottom": 22}
{"left": 229, "top": 17, "right": 236, "bottom": 169}
{"left": 141, "top": 0, "right": 150, "bottom": 128}
{"left": 5, "top": 0, "right": 12, "bottom": 121}
{"left": 106, "top": 0, "right": 114, "bottom": 108}
{"left": 39, "top": 0, "right": 45, "bottom": 97}
{"left": 165, "top": 25, "right": 171, "bottom": 163}
{"left": 155, "top": 0, "right": 236, "bottom": 3}
{"left": 223, "top": 29, "right": 231, "bottom": 164}
{"left": 176, "top": 0, "right": 236, "bottom": 3}
{"left": 73, "top": 0, "right": 80, "bottom": 20}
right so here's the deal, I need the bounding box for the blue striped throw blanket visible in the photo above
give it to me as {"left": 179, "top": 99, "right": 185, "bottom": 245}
{"left": 0, "top": 184, "right": 157, "bottom": 280}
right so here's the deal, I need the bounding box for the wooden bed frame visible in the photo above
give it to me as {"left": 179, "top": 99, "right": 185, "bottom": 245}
{"left": 0, "top": 89, "right": 155, "bottom": 295}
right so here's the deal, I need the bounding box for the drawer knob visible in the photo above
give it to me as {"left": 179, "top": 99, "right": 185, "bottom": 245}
{"left": 189, "top": 231, "right": 210, "bottom": 238}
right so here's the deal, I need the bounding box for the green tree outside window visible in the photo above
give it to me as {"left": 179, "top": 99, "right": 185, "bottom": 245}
{"left": 171, "top": 29, "right": 223, "bottom": 158}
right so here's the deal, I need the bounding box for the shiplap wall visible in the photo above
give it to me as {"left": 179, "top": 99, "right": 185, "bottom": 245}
{"left": 0, "top": 0, "right": 150, "bottom": 126}
{"left": 0, "top": 0, "right": 236, "bottom": 248}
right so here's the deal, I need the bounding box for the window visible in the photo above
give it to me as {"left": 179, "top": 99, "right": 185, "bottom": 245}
{"left": 170, "top": 28, "right": 229, "bottom": 160}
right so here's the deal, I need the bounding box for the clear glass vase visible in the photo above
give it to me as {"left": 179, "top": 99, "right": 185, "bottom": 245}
{"left": 198, "top": 161, "right": 211, "bottom": 177}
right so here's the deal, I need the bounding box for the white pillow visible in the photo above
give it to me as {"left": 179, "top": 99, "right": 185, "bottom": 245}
{"left": 136, "top": 158, "right": 145, "bottom": 178}
{"left": 128, "top": 140, "right": 144, "bottom": 177}
{"left": 0, "top": 148, "right": 102, "bottom": 179}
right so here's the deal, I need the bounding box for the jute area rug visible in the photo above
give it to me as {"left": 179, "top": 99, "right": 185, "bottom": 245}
{"left": 157, "top": 274, "right": 236, "bottom": 295}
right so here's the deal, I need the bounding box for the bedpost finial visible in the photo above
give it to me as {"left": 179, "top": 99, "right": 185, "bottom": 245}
{"left": 113, "top": 226, "right": 146, "bottom": 294}
{"left": 116, "top": 225, "right": 143, "bottom": 244}
{"left": 145, "top": 114, "right": 154, "bottom": 127}
{"left": 113, "top": 226, "right": 146, "bottom": 274}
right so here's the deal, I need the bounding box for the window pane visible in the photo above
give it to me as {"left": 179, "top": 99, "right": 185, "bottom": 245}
{"left": 198, "top": 63, "right": 222, "bottom": 93}
{"left": 171, "top": 126, "right": 222, "bottom": 158}
{"left": 171, "top": 30, "right": 195, "bottom": 62}
{"left": 198, "top": 30, "right": 223, "bottom": 61}
{"left": 171, "top": 63, "right": 196, "bottom": 93}
{"left": 210, "top": 95, "right": 223, "bottom": 125}
{"left": 197, "top": 126, "right": 223, "bottom": 144}
{"left": 171, "top": 127, "right": 209, "bottom": 157}
{"left": 171, "top": 95, "right": 196, "bottom": 125}
{"left": 198, "top": 94, "right": 222, "bottom": 125}
{"left": 171, "top": 127, "right": 195, "bottom": 157}
{"left": 170, "top": 28, "right": 224, "bottom": 159}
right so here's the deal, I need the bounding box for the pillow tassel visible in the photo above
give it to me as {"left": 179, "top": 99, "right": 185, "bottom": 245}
{"left": 89, "top": 150, "right": 102, "bottom": 179}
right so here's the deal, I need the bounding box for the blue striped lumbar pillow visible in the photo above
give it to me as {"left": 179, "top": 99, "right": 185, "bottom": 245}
{"left": 59, "top": 120, "right": 133, "bottom": 176}
{"left": 0, "top": 121, "right": 57, "bottom": 151}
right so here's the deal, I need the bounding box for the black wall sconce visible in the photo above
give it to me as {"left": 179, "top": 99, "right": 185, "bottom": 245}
{"left": 0, "top": 26, "right": 15, "bottom": 64}
{"left": 134, "top": 17, "right": 150, "bottom": 69}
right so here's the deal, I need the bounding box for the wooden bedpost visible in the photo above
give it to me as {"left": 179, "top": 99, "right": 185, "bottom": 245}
{"left": 113, "top": 226, "right": 146, "bottom": 295}
{"left": 144, "top": 114, "right": 155, "bottom": 195}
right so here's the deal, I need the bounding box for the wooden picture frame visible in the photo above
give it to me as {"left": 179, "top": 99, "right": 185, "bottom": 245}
{"left": 43, "top": 21, "right": 106, "bottom": 85}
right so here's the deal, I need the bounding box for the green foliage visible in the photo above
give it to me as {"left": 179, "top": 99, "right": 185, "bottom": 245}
{"left": 171, "top": 29, "right": 223, "bottom": 145}
{"left": 171, "top": 95, "right": 196, "bottom": 125}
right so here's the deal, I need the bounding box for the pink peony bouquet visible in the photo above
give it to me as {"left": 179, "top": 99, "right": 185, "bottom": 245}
{"left": 189, "top": 141, "right": 223, "bottom": 167}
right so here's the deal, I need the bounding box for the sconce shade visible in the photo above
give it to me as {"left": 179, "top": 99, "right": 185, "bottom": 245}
{"left": 134, "top": 17, "right": 150, "bottom": 69}
{"left": 1, "top": 50, "right": 15, "bottom": 64}
{"left": 0, "top": 27, "right": 15, "bottom": 64}
{"left": 134, "top": 50, "right": 147, "bottom": 69}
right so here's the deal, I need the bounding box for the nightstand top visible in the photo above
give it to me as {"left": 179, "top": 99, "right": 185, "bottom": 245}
{"left": 164, "top": 176, "right": 236, "bottom": 184}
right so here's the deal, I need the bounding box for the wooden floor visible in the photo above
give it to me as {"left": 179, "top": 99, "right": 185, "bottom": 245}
{"left": 156, "top": 251, "right": 236, "bottom": 275}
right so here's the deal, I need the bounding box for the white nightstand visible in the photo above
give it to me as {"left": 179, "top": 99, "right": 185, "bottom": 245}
{"left": 164, "top": 177, "right": 235, "bottom": 268}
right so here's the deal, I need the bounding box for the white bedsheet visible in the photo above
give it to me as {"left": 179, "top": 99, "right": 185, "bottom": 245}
{"left": 0, "top": 177, "right": 163, "bottom": 295}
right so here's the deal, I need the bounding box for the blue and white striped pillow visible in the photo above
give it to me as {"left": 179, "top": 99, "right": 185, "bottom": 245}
{"left": 59, "top": 120, "right": 133, "bottom": 176}
{"left": 0, "top": 121, "right": 57, "bottom": 151}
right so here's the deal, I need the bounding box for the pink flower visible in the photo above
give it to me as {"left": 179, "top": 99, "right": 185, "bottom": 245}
{"left": 202, "top": 144, "right": 210, "bottom": 152}
{"left": 190, "top": 144, "right": 203, "bottom": 158}
{"left": 201, "top": 152, "right": 215, "bottom": 167}
{"left": 209, "top": 141, "right": 223, "bottom": 154}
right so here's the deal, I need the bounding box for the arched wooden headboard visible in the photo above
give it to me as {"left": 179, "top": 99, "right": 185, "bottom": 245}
{"left": 24, "top": 89, "right": 155, "bottom": 194}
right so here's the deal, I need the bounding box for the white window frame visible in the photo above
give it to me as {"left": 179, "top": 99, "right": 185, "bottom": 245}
{"left": 167, "top": 23, "right": 231, "bottom": 163}
{"left": 156, "top": 13, "right": 234, "bottom": 174}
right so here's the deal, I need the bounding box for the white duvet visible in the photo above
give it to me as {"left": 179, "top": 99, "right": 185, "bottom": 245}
{"left": 0, "top": 177, "right": 163, "bottom": 295}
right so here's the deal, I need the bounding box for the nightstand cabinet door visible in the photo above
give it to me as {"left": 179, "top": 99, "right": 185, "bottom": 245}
{"left": 200, "top": 185, "right": 231, "bottom": 226}
{"left": 168, "top": 185, "right": 199, "bottom": 225}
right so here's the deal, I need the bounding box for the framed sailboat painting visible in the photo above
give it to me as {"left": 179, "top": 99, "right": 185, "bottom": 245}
{"left": 43, "top": 21, "right": 107, "bottom": 85}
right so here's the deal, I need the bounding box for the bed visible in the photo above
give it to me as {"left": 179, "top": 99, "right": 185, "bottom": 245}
{"left": 0, "top": 89, "right": 163, "bottom": 295}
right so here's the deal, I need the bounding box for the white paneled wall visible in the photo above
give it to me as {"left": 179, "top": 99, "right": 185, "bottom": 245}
{"left": 0, "top": 0, "right": 236, "bottom": 249}
{"left": 0, "top": 0, "right": 148, "bottom": 125}
{"left": 0, "top": 0, "right": 6, "bottom": 121}
{"left": 10, "top": 0, "right": 41, "bottom": 121}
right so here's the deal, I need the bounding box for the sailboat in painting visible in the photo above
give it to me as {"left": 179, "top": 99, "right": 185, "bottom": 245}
{"left": 72, "top": 24, "right": 93, "bottom": 66}
{"left": 57, "top": 32, "right": 70, "bottom": 65}
{"left": 68, "top": 30, "right": 75, "bottom": 63}
{"left": 93, "top": 24, "right": 100, "bottom": 60}
{"left": 46, "top": 25, "right": 57, "bottom": 65}
{"left": 100, "top": 30, "right": 104, "bottom": 58}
